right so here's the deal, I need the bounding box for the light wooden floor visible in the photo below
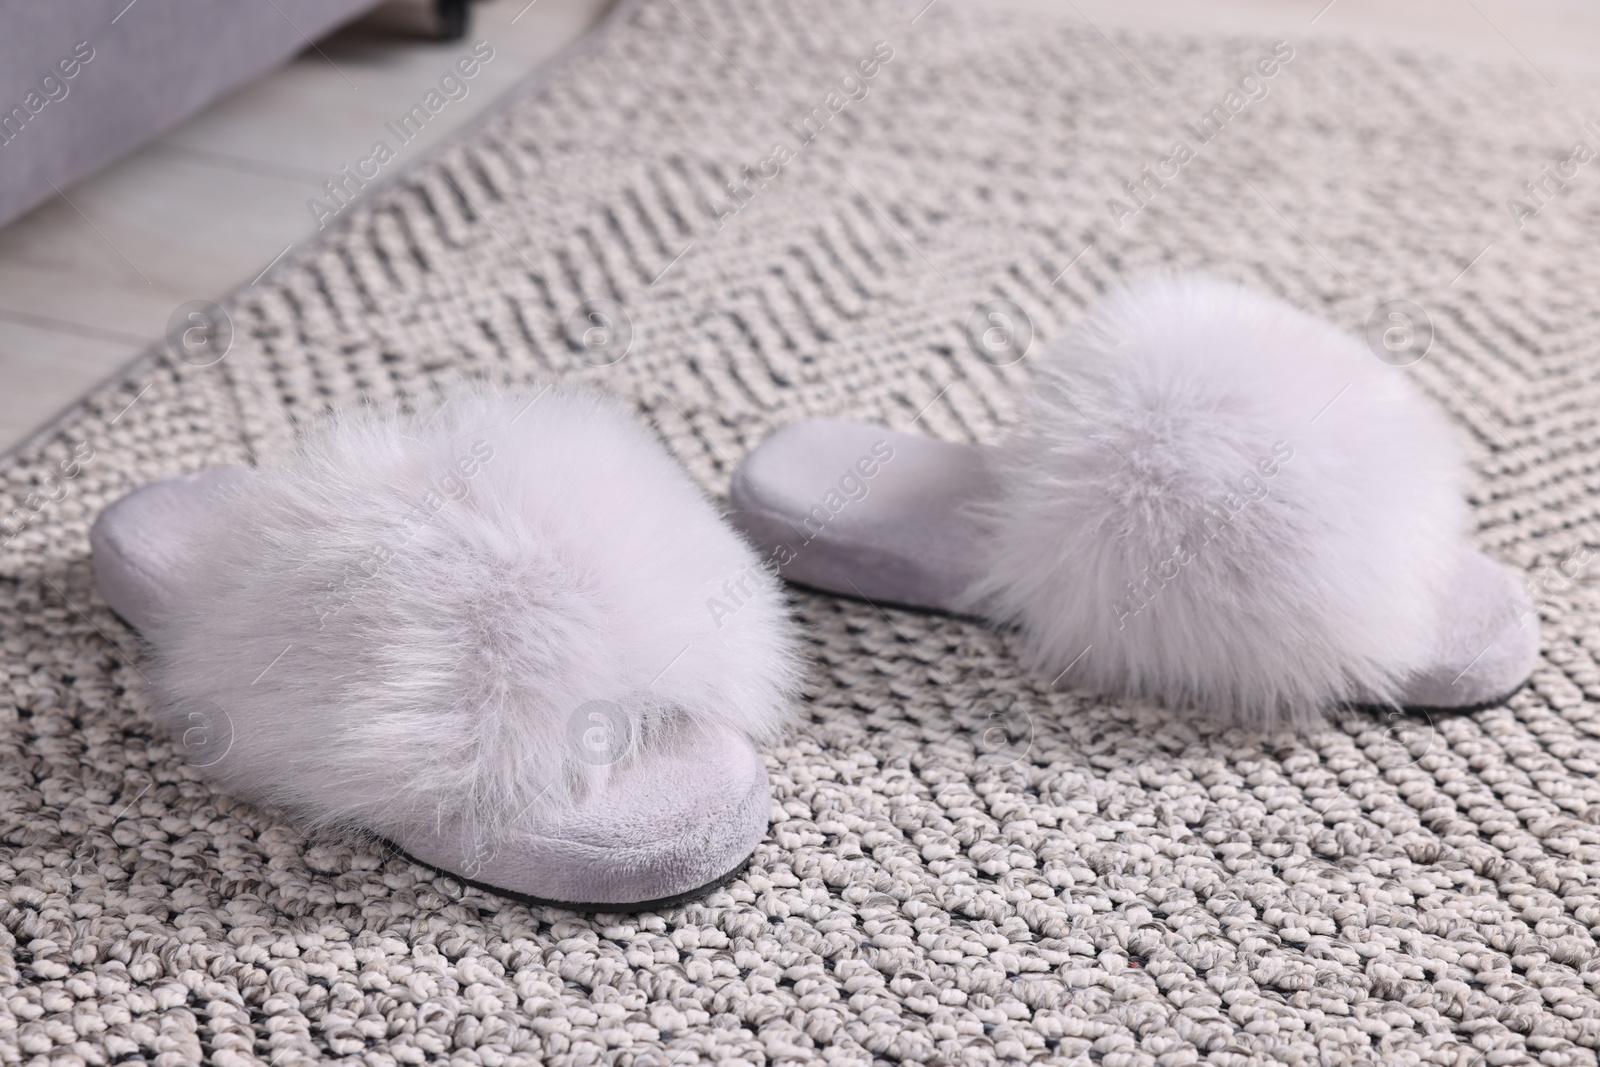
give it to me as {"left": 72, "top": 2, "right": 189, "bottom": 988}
{"left": 2, "top": 0, "right": 1597, "bottom": 453}
{"left": 0, "top": 0, "right": 617, "bottom": 453}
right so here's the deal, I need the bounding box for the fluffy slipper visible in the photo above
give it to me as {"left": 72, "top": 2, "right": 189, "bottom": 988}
{"left": 730, "top": 275, "right": 1538, "bottom": 726}
{"left": 91, "top": 385, "right": 802, "bottom": 910}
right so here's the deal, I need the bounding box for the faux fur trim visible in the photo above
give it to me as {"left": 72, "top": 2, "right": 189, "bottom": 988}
{"left": 145, "top": 384, "right": 802, "bottom": 840}
{"left": 964, "top": 274, "right": 1469, "bottom": 725}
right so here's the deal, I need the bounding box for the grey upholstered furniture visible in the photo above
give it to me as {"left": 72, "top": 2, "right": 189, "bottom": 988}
{"left": 0, "top": 0, "right": 383, "bottom": 229}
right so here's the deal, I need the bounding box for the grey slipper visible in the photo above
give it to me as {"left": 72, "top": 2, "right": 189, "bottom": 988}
{"left": 90, "top": 384, "right": 801, "bottom": 910}
{"left": 730, "top": 276, "right": 1539, "bottom": 725}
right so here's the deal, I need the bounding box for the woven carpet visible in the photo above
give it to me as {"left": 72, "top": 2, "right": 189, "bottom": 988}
{"left": 5, "top": 0, "right": 1600, "bottom": 1062}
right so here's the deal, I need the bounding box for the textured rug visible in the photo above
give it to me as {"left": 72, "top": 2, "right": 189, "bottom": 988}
{"left": 5, "top": 0, "right": 1600, "bottom": 1063}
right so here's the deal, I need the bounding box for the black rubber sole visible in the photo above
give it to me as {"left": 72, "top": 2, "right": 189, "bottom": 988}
{"left": 379, "top": 838, "right": 756, "bottom": 914}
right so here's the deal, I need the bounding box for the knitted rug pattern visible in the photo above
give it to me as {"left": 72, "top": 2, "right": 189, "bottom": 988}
{"left": 5, "top": 1, "right": 1600, "bottom": 1063}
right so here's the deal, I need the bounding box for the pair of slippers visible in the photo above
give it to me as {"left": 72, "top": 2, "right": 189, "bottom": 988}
{"left": 91, "top": 275, "right": 1538, "bottom": 910}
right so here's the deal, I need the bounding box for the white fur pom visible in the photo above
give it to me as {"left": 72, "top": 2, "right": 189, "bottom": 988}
{"left": 964, "top": 275, "right": 1469, "bottom": 724}
{"left": 146, "top": 384, "right": 801, "bottom": 840}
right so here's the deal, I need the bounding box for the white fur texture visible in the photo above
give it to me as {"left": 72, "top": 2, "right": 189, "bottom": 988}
{"left": 964, "top": 275, "right": 1469, "bottom": 724}
{"left": 146, "top": 384, "right": 801, "bottom": 841}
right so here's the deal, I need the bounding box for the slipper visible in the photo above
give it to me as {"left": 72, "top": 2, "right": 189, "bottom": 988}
{"left": 729, "top": 274, "right": 1538, "bottom": 726}
{"left": 90, "top": 384, "right": 801, "bottom": 910}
